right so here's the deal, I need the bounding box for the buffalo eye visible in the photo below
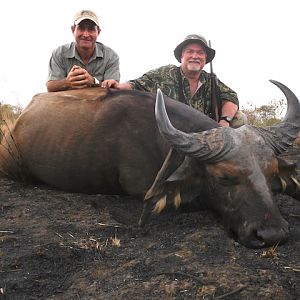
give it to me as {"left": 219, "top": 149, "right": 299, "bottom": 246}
{"left": 217, "top": 175, "right": 240, "bottom": 186}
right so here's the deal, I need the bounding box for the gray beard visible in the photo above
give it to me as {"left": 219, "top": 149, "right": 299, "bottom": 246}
{"left": 187, "top": 64, "right": 201, "bottom": 72}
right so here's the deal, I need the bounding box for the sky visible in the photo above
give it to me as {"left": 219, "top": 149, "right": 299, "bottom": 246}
{"left": 0, "top": 0, "right": 299, "bottom": 110}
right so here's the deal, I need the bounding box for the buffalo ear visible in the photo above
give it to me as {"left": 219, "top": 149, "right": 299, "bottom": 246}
{"left": 166, "top": 157, "right": 195, "bottom": 182}
{"left": 272, "top": 157, "right": 300, "bottom": 200}
{"left": 144, "top": 148, "right": 185, "bottom": 200}
{"left": 277, "top": 157, "right": 297, "bottom": 172}
{"left": 140, "top": 148, "right": 204, "bottom": 227}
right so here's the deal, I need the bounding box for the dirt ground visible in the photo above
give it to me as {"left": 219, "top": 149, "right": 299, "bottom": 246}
{"left": 0, "top": 175, "right": 298, "bottom": 300}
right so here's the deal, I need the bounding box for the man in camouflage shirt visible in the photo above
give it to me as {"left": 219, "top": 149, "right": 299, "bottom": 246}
{"left": 102, "top": 34, "right": 246, "bottom": 127}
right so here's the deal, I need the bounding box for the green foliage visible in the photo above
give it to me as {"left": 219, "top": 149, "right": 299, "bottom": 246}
{"left": 241, "top": 98, "right": 285, "bottom": 127}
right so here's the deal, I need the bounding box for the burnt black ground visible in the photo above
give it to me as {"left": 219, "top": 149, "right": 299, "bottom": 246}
{"left": 0, "top": 175, "right": 299, "bottom": 300}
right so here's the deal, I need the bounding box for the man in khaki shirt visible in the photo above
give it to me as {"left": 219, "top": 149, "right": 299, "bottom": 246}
{"left": 47, "top": 10, "right": 120, "bottom": 92}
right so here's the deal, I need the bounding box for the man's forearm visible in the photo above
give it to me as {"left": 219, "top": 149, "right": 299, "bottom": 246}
{"left": 221, "top": 100, "right": 238, "bottom": 118}
{"left": 46, "top": 79, "right": 70, "bottom": 92}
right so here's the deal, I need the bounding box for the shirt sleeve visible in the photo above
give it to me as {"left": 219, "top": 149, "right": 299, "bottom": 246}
{"left": 103, "top": 51, "right": 120, "bottom": 82}
{"left": 129, "top": 67, "right": 163, "bottom": 93}
{"left": 218, "top": 79, "right": 239, "bottom": 107}
{"left": 47, "top": 49, "right": 68, "bottom": 81}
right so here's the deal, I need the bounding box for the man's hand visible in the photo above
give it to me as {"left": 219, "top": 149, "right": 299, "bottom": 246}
{"left": 66, "top": 65, "right": 94, "bottom": 89}
{"left": 101, "top": 80, "right": 133, "bottom": 90}
{"left": 101, "top": 79, "right": 119, "bottom": 89}
{"left": 218, "top": 119, "right": 230, "bottom": 127}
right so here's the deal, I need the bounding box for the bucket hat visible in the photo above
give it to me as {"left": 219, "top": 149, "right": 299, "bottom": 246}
{"left": 174, "top": 34, "right": 215, "bottom": 64}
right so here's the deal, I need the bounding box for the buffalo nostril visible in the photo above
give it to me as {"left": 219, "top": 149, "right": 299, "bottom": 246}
{"left": 232, "top": 227, "right": 266, "bottom": 249}
{"left": 231, "top": 221, "right": 289, "bottom": 248}
{"left": 248, "top": 229, "right": 266, "bottom": 248}
{"left": 256, "top": 227, "right": 289, "bottom": 247}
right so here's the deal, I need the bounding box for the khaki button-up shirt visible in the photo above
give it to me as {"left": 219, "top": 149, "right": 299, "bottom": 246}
{"left": 47, "top": 41, "right": 120, "bottom": 83}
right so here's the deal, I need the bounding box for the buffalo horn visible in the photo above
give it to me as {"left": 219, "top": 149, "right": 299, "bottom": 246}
{"left": 255, "top": 80, "right": 300, "bottom": 154}
{"left": 155, "top": 89, "right": 234, "bottom": 162}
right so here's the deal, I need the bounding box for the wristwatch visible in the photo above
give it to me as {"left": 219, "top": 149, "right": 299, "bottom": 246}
{"left": 220, "top": 116, "right": 233, "bottom": 123}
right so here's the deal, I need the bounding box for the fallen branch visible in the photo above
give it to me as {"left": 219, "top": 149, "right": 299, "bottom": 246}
{"left": 0, "top": 230, "right": 14, "bottom": 234}
{"left": 215, "top": 284, "right": 248, "bottom": 299}
{"left": 289, "top": 214, "right": 300, "bottom": 218}
{"left": 55, "top": 232, "right": 64, "bottom": 239}
{"left": 284, "top": 266, "right": 300, "bottom": 272}
{"left": 97, "top": 222, "right": 121, "bottom": 228}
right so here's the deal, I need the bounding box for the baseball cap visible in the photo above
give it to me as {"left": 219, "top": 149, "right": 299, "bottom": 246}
{"left": 74, "top": 10, "right": 99, "bottom": 26}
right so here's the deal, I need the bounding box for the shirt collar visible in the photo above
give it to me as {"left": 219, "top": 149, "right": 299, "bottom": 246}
{"left": 65, "top": 42, "right": 103, "bottom": 61}
{"left": 179, "top": 68, "right": 208, "bottom": 84}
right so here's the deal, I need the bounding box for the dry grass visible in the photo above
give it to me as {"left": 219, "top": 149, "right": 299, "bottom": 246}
{"left": 0, "top": 101, "right": 22, "bottom": 142}
{"left": 261, "top": 242, "right": 279, "bottom": 259}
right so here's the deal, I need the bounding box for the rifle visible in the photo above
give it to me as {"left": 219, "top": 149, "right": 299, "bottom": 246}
{"left": 208, "top": 40, "right": 222, "bottom": 122}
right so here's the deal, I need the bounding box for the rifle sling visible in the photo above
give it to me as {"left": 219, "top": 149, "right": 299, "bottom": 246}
{"left": 210, "top": 73, "right": 222, "bottom": 120}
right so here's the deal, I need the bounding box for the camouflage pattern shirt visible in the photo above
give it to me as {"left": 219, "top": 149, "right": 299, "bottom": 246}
{"left": 129, "top": 64, "right": 238, "bottom": 116}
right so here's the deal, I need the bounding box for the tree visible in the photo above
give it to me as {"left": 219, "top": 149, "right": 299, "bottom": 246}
{"left": 241, "top": 98, "right": 285, "bottom": 127}
{"left": 0, "top": 103, "right": 22, "bottom": 123}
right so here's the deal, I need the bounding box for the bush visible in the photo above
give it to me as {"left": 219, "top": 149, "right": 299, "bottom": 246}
{"left": 0, "top": 103, "right": 22, "bottom": 124}
{"left": 241, "top": 99, "right": 285, "bottom": 126}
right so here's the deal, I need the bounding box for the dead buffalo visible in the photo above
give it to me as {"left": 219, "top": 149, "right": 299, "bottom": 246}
{"left": 0, "top": 80, "right": 299, "bottom": 248}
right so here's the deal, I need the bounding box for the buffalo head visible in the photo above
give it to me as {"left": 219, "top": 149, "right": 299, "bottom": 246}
{"left": 139, "top": 80, "right": 300, "bottom": 248}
